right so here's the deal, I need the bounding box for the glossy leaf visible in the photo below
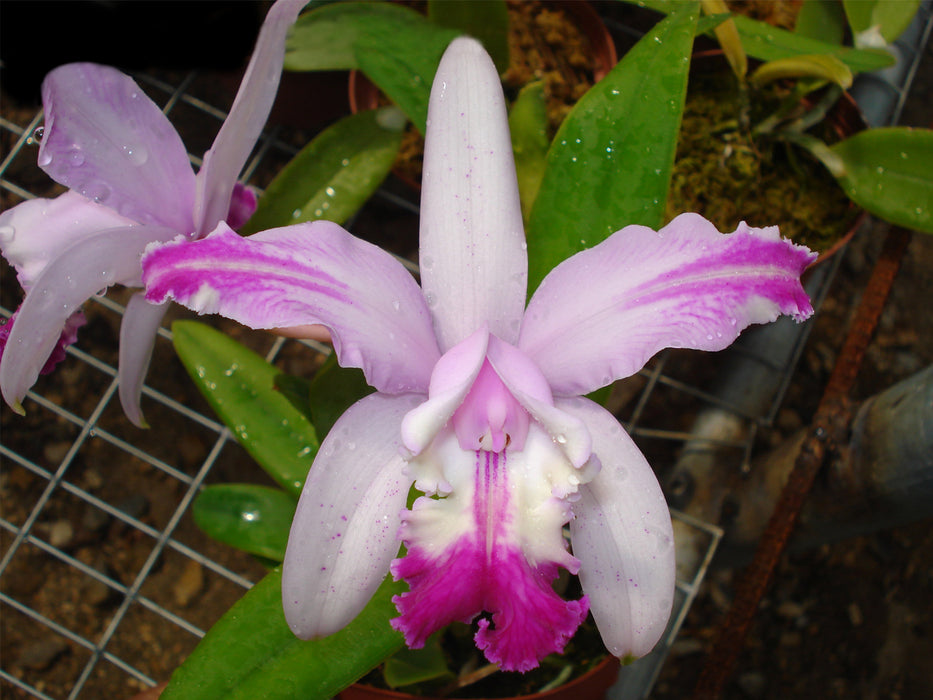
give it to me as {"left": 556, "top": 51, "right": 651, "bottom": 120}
{"left": 428, "top": 0, "right": 510, "bottom": 74}
{"left": 731, "top": 15, "right": 895, "bottom": 73}
{"left": 192, "top": 484, "right": 296, "bottom": 562}
{"left": 750, "top": 54, "right": 852, "bottom": 89}
{"left": 241, "top": 108, "right": 404, "bottom": 234}
{"left": 843, "top": 0, "right": 922, "bottom": 45}
{"left": 829, "top": 127, "right": 933, "bottom": 234}
{"left": 307, "top": 353, "right": 374, "bottom": 438}
{"left": 383, "top": 633, "right": 453, "bottom": 689}
{"left": 172, "top": 320, "right": 318, "bottom": 497}
{"left": 526, "top": 2, "right": 698, "bottom": 293}
{"left": 631, "top": 2, "right": 896, "bottom": 73}
{"left": 701, "top": 0, "right": 746, "bottom": 78}
{"left": 161, "top": 569, "right": 406, "bottom": 700}
{"left": 508, "top": 81, "right": 550, "bottom": 222}
{"left": 794, "top": 0, "right": 845, "bottom": 45}
{"left": 286, "top": 2, "right": 460, "bottom": 132}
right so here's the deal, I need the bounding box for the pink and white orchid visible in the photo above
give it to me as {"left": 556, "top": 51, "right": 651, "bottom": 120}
{"left": 141, "top": 38, "right": 816, "bottom": 670}
{"left": 0, "top": 0, "right": 306, "bottom": 426}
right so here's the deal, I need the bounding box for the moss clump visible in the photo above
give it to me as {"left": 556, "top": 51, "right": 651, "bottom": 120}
{"left": 667, "top": 68, "right": 859, "bottom": 254}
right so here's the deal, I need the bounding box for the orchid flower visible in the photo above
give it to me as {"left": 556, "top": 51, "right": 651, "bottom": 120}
{"left": 141, "top": 38, "right": 816, "bottom": 670}
{"left": 0, "top": 0, "right": 306, "bottom": 426}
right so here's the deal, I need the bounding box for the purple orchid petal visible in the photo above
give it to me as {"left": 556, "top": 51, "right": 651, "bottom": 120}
{"left": 142, "top": 221, "right": 440, "bottom": 394}
{"left": 283, "top": 392, "right": 421, "bottom": 639}
{"left": 40, "top": 64, "right": 196, "bottom": 233}
{"left": 0, "top": 192, "right": 136, "bottom": 289}
{"left": 195, "top": 0, "right": 306, "bottom": 235}
{"left": 0, "top": 307, "right": 86, "bottom": 383}
{"left": 419, "top": 38, "right": 527, "bottom": 352}
{"left": 0, "top": 225, "right": 177, "bottom": 412}
{"left": 226, "top": 183, "right": 259, "bottom": 230}
{"left": 520, "top": 214, "right": 817, "bottom": 397}
{"left": 118, "top": 293, "right": 170, "bottom": 428}
{"left": 560, "top": 396, "right": 675, "bottom": 659}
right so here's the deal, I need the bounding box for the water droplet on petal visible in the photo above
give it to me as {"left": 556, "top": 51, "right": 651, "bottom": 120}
{"left": 67, "top": 149, "right": 85, "bottom": 166}
{"left": 31, "top": 126, "right": 44, "bottom": 144}
{"left": 122, "top": 144, "right": 149, "bottom": 165}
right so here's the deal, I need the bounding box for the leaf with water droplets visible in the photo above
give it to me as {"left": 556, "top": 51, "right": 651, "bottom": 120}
{"left": 241, "top": 108, "right": 403, "bottom": 234}
{"left": 526, "top": 2, "right": 698, "bottom": 292}
{"left": 160, "top": 568, "right": 405, "bottom": 700}
{"left": 192, "top": 484, "right": 296, "bottom": 561}
{"left": 828, "top": 127, "right": 933, "bottom": 234}
{"left": 172, "top": 320, "right": 319, "bottom": 496}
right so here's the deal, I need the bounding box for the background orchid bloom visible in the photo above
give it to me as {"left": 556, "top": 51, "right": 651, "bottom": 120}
{"left": 0, "top": 0, "right": 306, "bottom": 426}
{"left": 141, "top": 38, "right": 816, "bottom": 670}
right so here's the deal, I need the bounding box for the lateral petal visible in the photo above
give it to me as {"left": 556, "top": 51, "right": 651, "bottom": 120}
{"left": 118, "top": 293, "right": 170, "bottom": 428}
{"left": 195, "top": 0, "right": 305, "bottom": 234}
{"left": 0, "top": 192, "right": 136, "bottom": 289}
{"left": 142, "top": 221, "right": 440, "bottom": 394}
{"left": 520, "top": 214, "right": 816, "bottom": 397}
{"left": 282, "top": 392, "right": 420, "bottom": 639}
{"left": 419, "top": 38, "right": 527, "bottom": 351}
{"left": 39, "top": 64, "right": 195, "bottom": 232}
{"left": 0, "top": 225, "right": 177, "bottom": 412}
{"left": 561, "top": 396, "right": 675, "bottom": 660}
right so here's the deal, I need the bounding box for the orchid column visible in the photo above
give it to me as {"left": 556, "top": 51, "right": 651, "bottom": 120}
{"left": 142, "top": 38, "right": 816, "bottom": 671}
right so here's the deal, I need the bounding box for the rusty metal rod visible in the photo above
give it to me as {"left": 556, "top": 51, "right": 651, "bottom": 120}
{"left": 691, "top": 225, "right": 913, "bottom": 699}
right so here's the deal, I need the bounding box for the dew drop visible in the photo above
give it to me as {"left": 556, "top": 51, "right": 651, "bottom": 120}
{"left": 424, "top": 291, "right": 438, "bottom": 308}
{"left": 292, "top": 208, "right": 302, "bottom": 219}
{"left": 123, "top": 144, "right": 149, "bottom": 166}
{"left": 84, "top": 182, "right": 112, "bottom": 204}
{"left": 391, "top": 300, "right": 401, "bottom": 311}
{"left": 555, "top": 434, "right": 567, "bottom": 445}
{"left": 325, "top": 186, "right": 335, "bottom": 197}
{"left": 31, "top": 126, "right": 44, "bottom": 144}
{"left": 67, "top": 149, "right": 85, "bottom": 166}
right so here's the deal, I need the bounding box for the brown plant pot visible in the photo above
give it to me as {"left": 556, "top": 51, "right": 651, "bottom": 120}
{"left": 337, "top": 654, "right": 620, "bottom": 700}
{"left": 348, "top": 0, "right": 618, "bottom": 191}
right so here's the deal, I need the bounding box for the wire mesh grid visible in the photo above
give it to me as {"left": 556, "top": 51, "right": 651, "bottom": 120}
{"left": 0, "top": 6, "right": 905, "bottom": 695}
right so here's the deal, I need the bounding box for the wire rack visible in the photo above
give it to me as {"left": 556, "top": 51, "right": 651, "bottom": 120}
{"left": 4, "top": 2, "right": 928, "bottom": 696}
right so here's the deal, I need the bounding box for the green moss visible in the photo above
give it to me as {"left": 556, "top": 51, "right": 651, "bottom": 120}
{"left": 666, "top": 68, "right": 859, "bottom": 254}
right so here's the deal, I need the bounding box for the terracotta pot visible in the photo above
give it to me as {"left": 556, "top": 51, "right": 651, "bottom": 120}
{"left": 337, "top": 654, "right": 619, "bottom": 700}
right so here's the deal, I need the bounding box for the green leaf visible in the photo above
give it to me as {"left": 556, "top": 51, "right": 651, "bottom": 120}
{"left": 509, "top": 81, "right": 550, "bottom": 222}
{"left": 286, "top": 2, "right": 460, "bottom": 132}
{"left": 750, "top": 54, "right": 852, "bottom": 89}
{"left": 828, "top": 127, "right": 933, "bottom": 234}
{"left": 526, "top": 2, "right": 698, "bottom": 293}
{"left": 794, "top": 0, "right": 845, "bottom": 45}
{"left": 308, "top": 353, "right": 375, "bottom": 438}
{"left": 192, "top": 484, "right": 296, "bottom": 561}
{"left": 241, "top": 108, "right": 404, "bottom": 234}
{"left": 161, "top": 570, "right": 406, "bottom": 700}
{"left": 172, "top": 321, "right": 318, "bottom": 497}
{"left": 843, "top": 0, "right": 921, "bottom": 44}
{"left": 731, "top": 15, "right": 895, "bottom": 73}
{"left": 428, "top": 0, "right": 510, "bottom": 74}
{"left": 383, "top": 633, "right": 453, "bottom": 689}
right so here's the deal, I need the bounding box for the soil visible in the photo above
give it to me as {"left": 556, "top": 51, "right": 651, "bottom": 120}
{"left": 2, "top": 4, "right": 932, "bottom": 700}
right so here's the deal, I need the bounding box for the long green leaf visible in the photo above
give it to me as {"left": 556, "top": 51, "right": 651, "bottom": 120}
{"left": 526, "top": 2, "right": 698, "bottom": 292}
{"left": 628, "top": 2, "right": 895, "bottom": 73}
{"left": 509, "top": 81, "right": 550, "bottom": 221}
{"left": 173, "top": 321, "right": 318, "bottom": 496}
{"left": 242, "top": 107, "right": 404, "bottom": 234}
{"left": 192, "top": 484, "right": 296, "bottom": 561}
{"left": 307, "top": 353, "right": 374, "bottom": 438}
{"left": 829, "top": 127, "right": 933, "bottom": 234}
{"left": 162, "top": 570, "right": 406, "bottom": 700}
{"left": 286, "top": 2, "right": 460, "bottom": 132}
{"left": 731, "top": 15, "right": 895, "bottom": 73}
